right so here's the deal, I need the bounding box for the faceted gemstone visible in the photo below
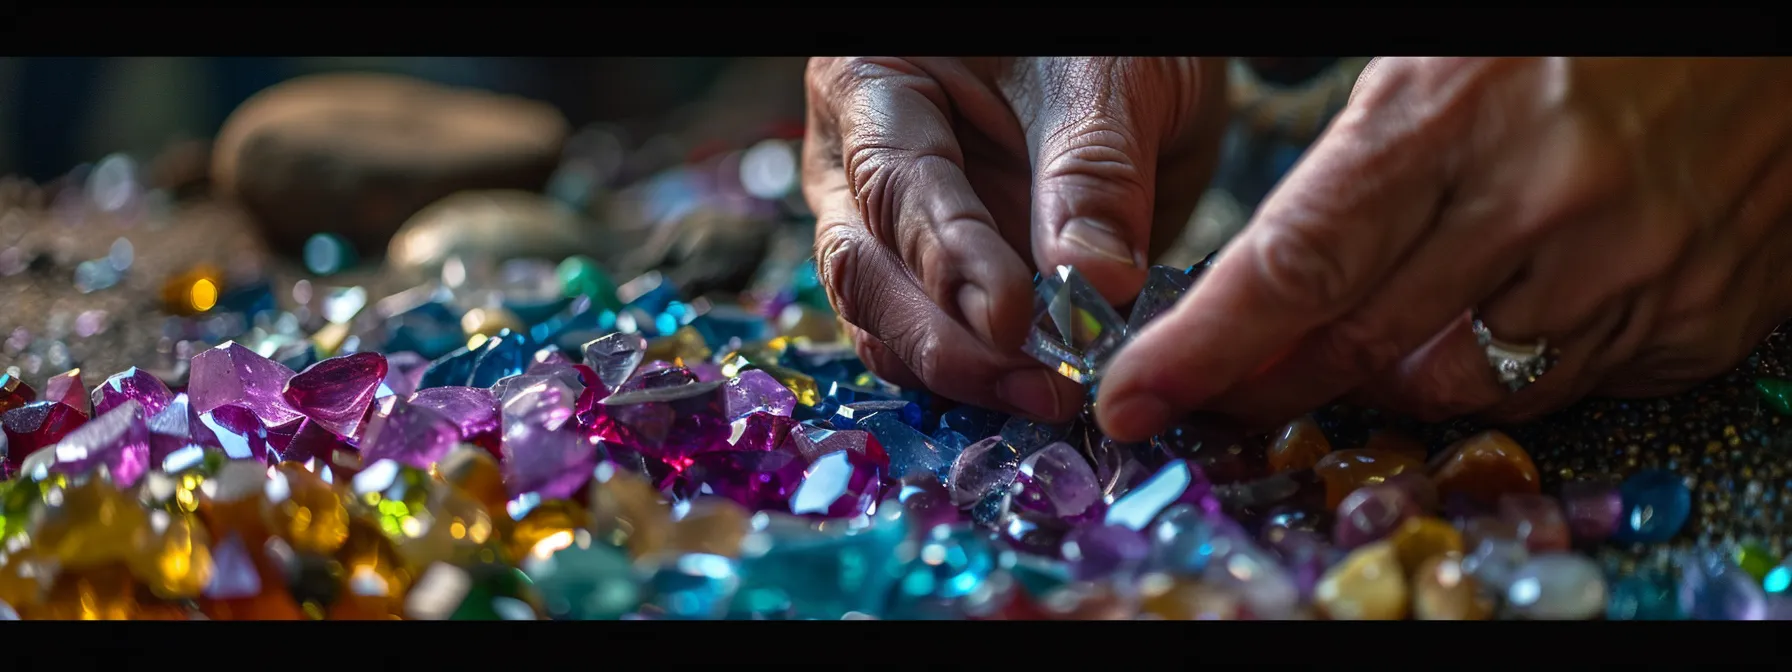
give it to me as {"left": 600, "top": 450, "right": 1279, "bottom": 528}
{"left": 1313, "top": 540, "right": 1407, "bottom": 621}
{"left": 1267, "top": 417, "right": 1331, "bottom": 474}
{"left": 418, "top": 347, "right": 481, "bottom": 391}
{"left": 599, "top": 380, "right": 730, "bottom": 462}
{"left": 1676, "top": 549, "right": 1768, "bottom": 621}
{"left": 1126, "top": 265, "right": 1194, "bottom": 333}
{"left": 1505, "top": 554, "right": 1607, "bottom": 620}
{"left": 1497, "top": 493, "right": 1570, "bottom": 553}
{"left": 359, "top": 401, "right": 462, "bottom": 471}
{"left": 1012, "top": 442, "right": 1103, "bottom": 523}
{"left": 3, "top": 401, "right": 86, "bottom": 472}
{"left": 522, "top": 539, "right": 639, "bottom": 620}
{"left": 895, "top": 475, "right": 959, "bottom": 536}
{"left": 466, "top": 330, "right": 532, "bottom": 388}
{"left": 728, "top": 412, "right": 797, "bottom": 454}
{"left": 1560, "top": 480, "right": 1623, "bottom": 543}
{"left": 1312, "top": 449, "right": 1423, "bottom": 511}
{"left": 196, "top": 405, "right": 278, "bottom": 464}
{"left": 30, "top": 399, "right": 152, "bottom": 488}
{"left": 1332, "top": 483, "right": 1419, "bottom": 550}
{"left": 437, "top": 446, "right": 509, "bottom": 517}
{"left": 727, "top": 506, "right": 909, "bottom": 620}
{"left": 1756, "top": 376, "right": 1792, "bottom": 415}
{"left": 281, "top": 352, "right": 387, "bottom": 439}
{"left": 641, "top": 553, "right": 740, "bottom": 619}
{"left": 92, "top": 367, "right": 175, "bottom": 418}
{"left": 859, "top": 412, "right": 960, "bottom": 482}
{"left": 1411, "top": 553, "right": 1492, "bottom": 621}
{"left": 583, "top": 332, "right": 648, "bottom": 391}
{"left": 885, "top": 526, "right": 1005, "bottom": 619}
{"left": 279, "top": 420, "right": 356, "bottom": 473}
{"left": 1389, "top": 517, "right": 1463, "bottom": 575}
{"left": 669, "top": 498, "right": 752, "bottom": 557}
{"left": 1461, "top": 536, "right": 1529, "bottom": 593}
{"left": 502, "top": 425, "right": 598, "bottom": 500}
{"left": 381, "top": 351, "right": 431, "bottom": 399}
{"left": 0, "top": 373, "right": 35, "bottom": 414}
{"left": 42, "top": 369, "right": 90, "bottom": 417}
{"left": 1022, "top": 265, "right": 1129, "bottom": 383}
{"left": 722, "top": 369, "right": 797, "bottom": 419}
{"left": 507, "top": 500, "right": 590, "bottom": 563}
{"left": 1606, "top": 570, "right": 1684, "bottom": 621}
{"left": 261, "top": 463, "right": 350, "bottom": 555}
{"left": 588, "top": 463, "right": 674, "bottom": 558}
{"left": 188, "top": 341, "right": 305, "bottom": 428}
{"left": 790, "top": 424, "right": 889, "bottom": 468}
{"left": 498, "top": 373, "right": 582, "bottom": 434}
{"left": 788, "top": 450, "right": 883, "bottom": 518}
{"left": 1105, "top": 460, "right": 1218, "bottom": 531}
{"left": 946, "top": 437, "right": 1022, "bottom": 508}
{"left": 1429, "top": 430, "right": 1540, "bottom": 508}
{"left": 832, "top": 401, "right": 922, "bottom": 433}
{"left": 683, "top": 449, "right": 807, "bottom": 511}
{"left": 617, "top": 366, "right": 698, "bottom": 394}
{"left": 1061, "top": 525, "right": 1150, "bottom": 580}
{"left": 410, "top": 387, "right": 501, "bottom": 453}
{"left": 1612, "top": 469, "right": 1692, "bottom": 544}
{"left": 129, "top": 511, "right": 214, "bottom": 600}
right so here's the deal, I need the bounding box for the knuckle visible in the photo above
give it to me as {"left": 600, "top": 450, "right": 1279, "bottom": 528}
{"left": 1038, "top": 121, "right": 1151, "bottom": 194}
{"left": 814, "top": 228, "right": 866, "bottom": 326}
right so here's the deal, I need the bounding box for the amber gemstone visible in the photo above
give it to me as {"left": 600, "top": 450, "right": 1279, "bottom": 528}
{"left": 1314, "top": 540, "right": 1408, "bottom": 620}
{"left": 1410, "top": 552, "right": 1492, "bottom": 621}
{"left": 1268, "top": 417, "right": 1332, "bottom": 474}
{"left": 1389, "top": 517, "right": 1464, "bottom": 576}
{"left": 262, "top": 463, "right": 351, "bottom": 555}
{"left": 508, "top": 500, "right": 591, "bottom": 563}
{"left": 35, "top": 564, "right": 142, "bottom": 620}
{"left": 645, "top": 326, "right": 714, "bottom": 366}
{"left": 32, "top": 477, "right": 154, "bottom": 570}
{"left": 129, "top": 511, "right": 214, "bottom": 599}
{"left": 329, "top": 518, "right": 410, "bottom": 620}
{"left": 0, "top": 549, "right": 53, "bottom": 615}
{"left": 1138, "top": 574, "right": 1244, "bottom": 620}
{"left": 1313, "top": 449, "right": 1424, "bottom": 510}
{"left": 436, "top": 446, "right": 509, "bottom": 518}
{"left": 668, "top": 497, "right": 751, "bottom": 558}
{"left": 588, "top": 464, "right": 672, "bottom": 558}
{"left": 1429, "top": 430, "right": 1540, "bottom": 508}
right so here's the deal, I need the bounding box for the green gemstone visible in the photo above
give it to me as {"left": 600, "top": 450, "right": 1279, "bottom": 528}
{"left": 0, "top": 473, "right": 62, "bottom": 542}
{"left": 791, "top": 260, "right": 832, "bottom": 311}
{"left": 1734, "top": 543, "right": 1778, "bottom": 582}
{"left": 555, "top": 256, "right": 621, "bottom": 311}
{"left": 522, "top": 540, "right": 641, "bottom": 621}
{"left": 450, "top": 564, "right": 540, "bottom": 620}
{"left": 1755, "top": 377, "right": 1792, "bottom": 415}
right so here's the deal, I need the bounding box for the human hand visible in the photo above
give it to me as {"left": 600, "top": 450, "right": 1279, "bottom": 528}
{"left": 802, "top": 57, "right": 1229, "bottom": 421}
{"left": 1099, "top": 57, "right": 1792, "bottom": 439}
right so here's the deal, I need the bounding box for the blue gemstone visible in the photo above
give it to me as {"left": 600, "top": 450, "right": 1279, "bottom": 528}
{"left": 832, "top": 401, "right": 922, "bottom": 432}
{"left": 727, "top": 506, "right": 910, "bottom": 620}
{"left": 859, "top": 412, "right": 962, "bottom": 482}
{"left": 1105, "top": 460, "right": 1210, "bottom": 531}
{"left": 939, "top": 406, "right": 1009, "bottom": 444}
{"left": 930, "top": 428, "right": 972, "bottom": 454}
{"left": 1613, "top": 469, "right": 1692, "bottom": 544}
{"left": 1606, "top": 571, "right": 1685, "bottom": 621}
{"left": 1145, "top": 504, "right": 1237, "bottom": 575}
{"left": 418, "top": 346, "right": 479, "bottom": 390}
{"left": 216, "top": 279, "right": 276, "bottom": 319}
{"left": 826, "top": 381, "right": 897, "bottom": 405}
{"left": 642, "top": 553, "right": 741, "bottom": 619}
{"left": 1009, "top": 553, "right": 1072, "bottom": 597}
{"left": 970, "top": 490, "right": 1009, "bottom": 526}
{"left": 690, "top": 305, "right": 770, "bottom": 350}
{"left": 884, "top": 526, "right": 1009, "bottom": 619}
{"left": 623, "top": 276, "right": 682, "bottom": 315}
{"left": 504, "top": 296, "right": 572, "bottom": 328}
{"left": 467, "top": 330, "right": 532, "bottom": 388}
{"left": 1677, "top": 549, "right": 1768, "bottom": 620}
{"left": 522, "top": 541, "right": 641, "bottom": 620}
{"left": 999, "top": 417, "right": 1069, "bottom": 457}
{"left": 385, "top": 302, "right": 467, "bottom": 360}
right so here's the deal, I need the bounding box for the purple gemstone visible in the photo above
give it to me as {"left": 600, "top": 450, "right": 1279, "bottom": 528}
{"left": 896, "top": 475, "right": 958, "bottom": 534}
{"left": 42, "top": 370, "right": 90, "bottom": 417}
{"left": 188, "top": 341, "right": 305, "bottom": 428}
{"left": 947, "top": 436, "right": 1022, "bottom": 508}
{"left": 722, "top": 369, "right": 796, "bottom": 419}
{"left": 282, "top": 352, "right": 388, "bottom": 440}
{"left": 2, "top": 401, "right": 86, "bottom": 472}
{"left": 1061, "top": 525, "right": 1150, "bottom": 580}
{"left": 598, "top": 380, "right": 729, "bottom": 462}
{"left": 600, "top": 442, "right": 680, "bottom": 492}
{"left": 360, "top": 400, "right": 462, "bottom": 470}
{"left": 729, "top": 412, "right": 797, "bottom": 454}
{"left": 616, "top": 366, "right": 697, "bottom": 395}
{"left": 791, "top": 425, "right": 890, "bottom": 469}
{"left": 789, "top": 449, "right": 883, "bottom": 518}
{"left": 1332, "top": 483, "right": 1419, "bottom": 550}
{"left": 409, "top": 387, "right": 500, "bottom": 455}
{"left": 283, "top": 419, "right": 356, "bottom": 467}
{"left": 196, "top": 405, "right": 278, "bottom": 464}
{"left": 382, "top": 352, "right": 430, "bottom": 399}
{"left": 92, "top": 367, "right": 175, "bottom": 418}
{"left": 687, "top": 362, "right": 726, "bottom": 383}
{"left": 503, "top": 425, "right": 600, "bottom": 499}
{"left": 583, "top": 332, "right": 647, "bottom": 391}
{"left": 683, "top": 447, "right": 807, "bottom": 511}
{"left": 147, "top": 394, "right": 208, "bottom": 465}
{"left": 1560, "top": 480, "right": 1623, "bottom": 542}
{"left": 30, "top": 399, "right": 152, "bottom": 487}
{"left": 529, "top": 348, "right": 572, "bottom": 372}
{"left": 1012, "top": 442, "right": 1104, "bottom": 523}
{"left": 498, "top": 373, "right": 582, "bottom": 434}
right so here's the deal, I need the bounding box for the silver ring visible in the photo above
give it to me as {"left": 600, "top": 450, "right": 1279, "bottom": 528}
{"left": 1470, "top": 315, "right": 1557, "bottom": 393}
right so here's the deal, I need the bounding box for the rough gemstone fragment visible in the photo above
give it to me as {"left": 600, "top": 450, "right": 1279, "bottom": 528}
{"left": 466, "top": 330, "right": 532, "bottom": 388}
{"left": 33, "top": 399, "right": 152, "bottom": 487}
{"left": 381, "top": 352, "right": 430, "bottom": 399}
{"left": 282, "top": 352, "right": 388, "bottom": 439}
{"left": 832, "top": 400, "right": 921, "bottom": 432}
{"left": 0, "top": 373, "right": 35, "bottom": 414}
{"left": 728, "top": 412, "right": 797, "bottom": 454}
{"left": 860, "top": 412, "right": 959, "bottom": 482}
{"left": 497, "top": 374, "right": 581, "bottom": 434}
{"left": 790, "top": 425, "right": 889, "bottom": 468}
{"left": 1612, "top": 469, "right": 1691, "bottom": 544}
{"left": 188, "top": 341, "right": 305, "bottom": 428}
{"left": 1022, "top": 265, "right": 1129, "bottom": 383}
{"left": 502, "top": 425, "right": 599, "bottom": 500}
{"left": 92, "top": 367, "right": 175, "bottom": 418}
{"left": 583, "top": 332, "right": 648, "bottom": 391}
{"left": 721, "top": 369, "right": 796, "bottom": 419}
{"left": 788, "top": 450, "right": 883, "bottom": 518}
{"left": 599, "top": 380, "right": 729, "bottom": 462}
{"left": 1012, "top": 442, "right": 1103, "bottom": 523}
{"left": 2, "top": 401, "right": 86, "bottom": 473}
{"left": 146, "top": 394, "right": 202, "bottom": 464}
{"left": 683, "top": 449, "right": 807, "bottom": 512}
{"left": 1126, "top": 265, "right": 1194, "bottom": 333}
{"left": 196, "top": 404, "right": 281, "bottom": 464}
{"left": 359, "top": 401, "right": 462, "bottom": 471}
{"left": 410, "top": 387, "right": 501, "bottom": 453}
{"left": 946, "top": 437, "right": 1022, "bottom": 508}
{"left": 42, "top": 370, "right": 90, "bottom": 417}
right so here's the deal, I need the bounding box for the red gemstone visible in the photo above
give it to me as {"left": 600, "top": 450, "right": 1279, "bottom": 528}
{"left": 0, "top": 373, "right": 38, "bottom": 414}
{"left": 281, "top": 352, "right": 388, "bottom": 439}
{"left": 2, "top": 401, "right": 87, "bottom": 472}
{"left": 42, "top": 369, "right": 90, "bottom": 417}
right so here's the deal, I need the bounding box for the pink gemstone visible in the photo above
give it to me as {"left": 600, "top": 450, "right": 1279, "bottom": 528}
{"left": 722, "top": 369, "right": 796, "bottom": 419}
{"left": 1333, "top": 483, "right": 1419, "bottom": 550}
{"left": 382, "top": 352, "right": 431, "bottom": 399}
{"left": 1012, "top": 442, "right": 1104, "bottom": 522}
{"left": 788, "top": 449, "right": 883, "bottom": 518}
{"left": 582, "top": 332, "right": 647, "bottom": 391}
{"left": 598, "top": 380, "right": 729, "bottom": 462}
{"left": 729, "top": 412, "right": 797, "bottom": 453}
{"left": 42, "top": 369, "right": 90, "bottom": 417}
{"left": 360, "top": 400, "right": 461, "bottom": 470}
{"left": 92, "top": 367, "right": 176, "bottom": 418}
{"left": 616, "top": 366, "right": 697, "bottom": 395}
{"left": 502, "top": 425, "right": 599, "bottom": 499}
{"left": 1497, "top": 493, "right": 1571, "bottom": 553}
{"left": 682, "top": 447, "right": 807, "bottom": 511}
{"left": 188, "top": 341, "right": 305, "bottom": 428}
{"left": 2, "top": 401, "right": 86, "bottom": 473}
{"left": 283, "top": 352, "right": 388, "bottom": 440}
{"left": 409, "top": 387, "right": 500, "bottom": 456}
{"left": 29, "top": 399, "right": 151, "bottom": 487}
{"left": 196, "top": 404, "right": 278, "bottom": 464}
{"left": 791, "top": 425, "right": 889, "bottom": 469}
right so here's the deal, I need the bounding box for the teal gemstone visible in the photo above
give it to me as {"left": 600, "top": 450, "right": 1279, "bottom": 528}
{"left": 522, "top": 541, "right": 641, "bottom": 620}
{"left": 1755, "top": 377, "right": 1792, "bottom": 416}
{"left": 1612, "top": 469, "right": 1691, "bottom": 545}
{"left": 883, "top": 525, "right": 1010, "bottom": 620}
{"left": 1606, "top": 571, "right": 1684, "bottom": 621}
{"left": 555, "top": 255, "right": 621, "bottom": 311}
{"left": 791, "top": 260, "right": 831, "bottom": 311}
{"left": 642, "top": 553, "right": 740, "bottom": 619}
{"left": 448, "top": 564, "right": 540, "bottom": 620}
{"left": 728, "top": 505, "right": 910, "bottom": 620}
{"left": 1009, "top": 553, "right": 1072, "bottom": 597}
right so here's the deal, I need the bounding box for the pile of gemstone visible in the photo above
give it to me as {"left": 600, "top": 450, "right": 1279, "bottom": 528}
{"left": 0, "top": 248, "right": 1786, "bottom": 621}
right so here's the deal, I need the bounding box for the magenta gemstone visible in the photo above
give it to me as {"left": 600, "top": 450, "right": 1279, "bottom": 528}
{"left": 29, "top": 399, "right": 152, "bottom": 488}
{"left": 722, "top": 369, "right": 796, "bottom": 419}
{"left": 498, "top": 373, "right": 583, "bottom": 434}
{"left": 2, "top": 401, "right": 86, "bottom": 472}
{"left": 788, "top": 449, "right": 883, "bottom": 518}
{"left": 1560, "top": 480, "right": 1624, "bottom": 543}
{"left": 1061, "top": 525, "right": 1151, "bottom": 580}
{"left": 381, "top": 351, "right": 431, "bottom": 399}
{"left": 360, "top": 400, "right": 461, "bottom": 471}
{"left": 41, "top": 370, "right": 90, "bottom": 417}
{"left": 283, "top": 419, "right": 357, "bottom": 467}
{"left": 92, "top": 367, "right": 176, "bottom": 419}
{"left": 502, "top": 425, "right": 599, "bottom": 499}
{"left": 582, "top": 332, "right": 647, "bottom": 391}
{"left": 598, "top": 380, "right": 730, "bottom": 462}
{"left": 188, "top": 341, "right": 305, "bottom": 428}
{"left": 616, "top": 367, "right": 697, "bottom": 395}
{"left": 282, "top": 352, "right": 388, "bottom": 439}
{"left": 1012, "top": 441, "right": 1104, "bottom": 523}
{"left": 791, "top": 425, "right": 890, "bottom": 469}
{"left": 1332, "top": 483, "right": 1419, "bottom": 550}
{"left": 196, "top": 404, "right": 278, "bottom": 464}
{"left": 682, "top": 448, "right": 807, "bottom": 511}
{"left": 409, "top": 387, "right": 500, "bottom": 456}
{"left": 728, "top": 412, "right": 797, "bottom": 454}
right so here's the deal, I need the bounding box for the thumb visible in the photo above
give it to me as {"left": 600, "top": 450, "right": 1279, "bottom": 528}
{"left": 1022, "top": 58, "right": 1182, "bottom": 304}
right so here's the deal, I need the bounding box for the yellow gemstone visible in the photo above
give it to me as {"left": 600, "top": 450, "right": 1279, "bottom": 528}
{"left": 436, "top": 446, "right": 510, "bottom": 518}
{"left": 136, "top": 469, "right": 209, "bottom": 514}
{"left": 261, "top": 463, "right": 351, "bottom": 555}
{"left": 331, "top": 518, "right": 410, "bottom": 620}
{"left": 311, "top": 322, "right": 352, "bottom": 357}
{"left": 460, "top": 307, "right": 525, "bottom": 339}
{"left": 129, "top": 511, "right": 214, "bottom": 600}
{"left": 36, "top": 564, "right": 141, "bottom": 620}
{"left": 394, "top": 488, "right": 502, "bottom": 573}
{"left": 1314, "top": 540, "right": 1409, "bottom": 620}
{"left": 588, "top": 464, "right": 672, "bottom": 559}
{"left": 32, "top": 477, "right": 154, "bottom": 570}
{"left": 646, "top": 325, "right": 713, "bottom": 366}
{"left": 0, "top": 549, "right": 54, "bottom": 615}
{"left": 1138, "top": 573, "right": 1245, "bottom": 620}
{"left": 1411, "top": 553, "right": 1493, "bottom": 620}
{"left": 508, "top": 500, "right": 591, "bottom": 563}
{"left": 776, "top": 304, "right": 841, "bottom": 342}
{"left": 1269, "top": 416, "right": 1333, "bottom": 474}
{"left": 1389, "top": 517, "right": 1464, "bottom": 576}
{"left": 669, "top": 498, "right": 750, "bottom": 557}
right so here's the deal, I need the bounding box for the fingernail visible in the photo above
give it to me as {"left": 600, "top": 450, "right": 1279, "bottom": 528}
{"left": 1061, "top": 218, "right": 1143, "bottom": 268}
{"left": 957, "top": 283, "right": 999, "bottom": 345}
{"left": 998, "top": 369, "right": 1068, "bottom": 420}
{"left": 1101, "top": 395, "right": 1172, "bottom": 440}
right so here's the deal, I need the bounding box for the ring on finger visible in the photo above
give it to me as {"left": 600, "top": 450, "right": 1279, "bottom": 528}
{"left": 1470, "top": 312, "right": 1559, "bottom": 393}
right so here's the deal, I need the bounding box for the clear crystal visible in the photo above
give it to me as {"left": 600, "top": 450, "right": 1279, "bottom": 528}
{"left": 1127, "top": 265, "right": 1193, "bottom": 334}
{"left": 1022, "top": 266, "right": 1128, "bottom": 383}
